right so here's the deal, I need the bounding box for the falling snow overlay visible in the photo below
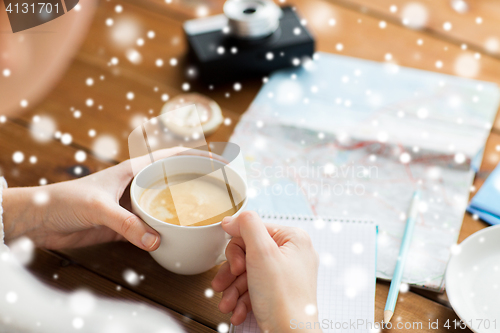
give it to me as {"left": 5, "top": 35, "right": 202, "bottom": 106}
{"left": 234, "top": 215, "right": 377, "bottom": 333}
{"left": 229, "top": 53, "right": 500, "bottom": 291}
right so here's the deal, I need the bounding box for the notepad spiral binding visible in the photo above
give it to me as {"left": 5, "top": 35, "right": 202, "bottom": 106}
{"left": 258, "top": 213, "right": 375, "bottom": 225}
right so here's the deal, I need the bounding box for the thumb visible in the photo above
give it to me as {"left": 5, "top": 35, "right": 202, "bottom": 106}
{"left": 222, "top": 211, "right": 277, "bottom": 257}
{"left": 101, "top": 203, "right": 160, "bottom": 251}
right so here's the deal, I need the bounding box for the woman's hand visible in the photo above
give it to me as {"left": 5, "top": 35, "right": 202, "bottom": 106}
{"left": 3, "top": 158, "right": 160, "bottom": 251}
{"left": 2, "top": 147, "right": 224, "bottom": 251}
{"left": 211, "top": 211, "right": 321, "bottom": 332}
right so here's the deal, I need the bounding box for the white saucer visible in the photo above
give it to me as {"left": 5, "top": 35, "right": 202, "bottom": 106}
{"left": 446, "top": 225, "right": 500, "bottom": 333}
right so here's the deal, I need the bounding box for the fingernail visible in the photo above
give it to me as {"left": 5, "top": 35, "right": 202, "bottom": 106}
{"left": 142, "top": 233, "right": 158, "bottom": 249}
{"left": 222, "top": 216, "right": 233, "bottom": 224}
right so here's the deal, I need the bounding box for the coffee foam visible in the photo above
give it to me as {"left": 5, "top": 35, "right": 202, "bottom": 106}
{"left": 139, "top": 174, "right": 240, "bottom": 227}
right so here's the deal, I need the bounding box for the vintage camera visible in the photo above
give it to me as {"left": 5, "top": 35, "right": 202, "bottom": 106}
{"left": 184, "top": 0, "right": 315, "bottom": 84}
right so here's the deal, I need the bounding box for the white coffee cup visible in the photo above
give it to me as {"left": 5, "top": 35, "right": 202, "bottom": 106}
{"left": 131, "top": 155, "right": 248, "bottom": 275}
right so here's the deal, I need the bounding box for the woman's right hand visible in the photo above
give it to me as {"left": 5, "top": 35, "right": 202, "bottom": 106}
{"left": 212, "top": 211, "right": 321, "bottom": 332}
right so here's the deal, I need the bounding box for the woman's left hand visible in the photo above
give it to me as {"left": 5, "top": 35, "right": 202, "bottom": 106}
{"left": 2, "top": 147, "right": 223, "bottom": 250}
{"left": 3, "top": 157, "right": 160, "bottom": 251}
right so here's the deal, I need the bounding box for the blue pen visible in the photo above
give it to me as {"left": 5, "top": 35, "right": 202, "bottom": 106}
{"left": 384, "top": 190, "right": 421, "bottom": 324}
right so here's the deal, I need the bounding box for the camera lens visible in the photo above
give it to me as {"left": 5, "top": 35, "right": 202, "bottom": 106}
{"left": 243, "top": 7, "right": 257, "bottom": 14}
{"left": 224, "top": 0, "right": 281, "bottom": 39}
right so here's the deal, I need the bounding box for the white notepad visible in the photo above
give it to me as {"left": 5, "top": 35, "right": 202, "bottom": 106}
{"left": 231, "top": 214, "right": 377, "bottom": 333}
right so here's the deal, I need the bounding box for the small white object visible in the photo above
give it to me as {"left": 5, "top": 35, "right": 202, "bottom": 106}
{"left": 75, "top": 150, "right": 87, "bottom": 162}
{"left": 61, "top": 133, "right": 72, "bottom": 145}
{"left": 160, "top": 93, "right": 223, "bottom": 136}
{"left": 123, "top": 269, "right": 140, "bottom": 286}
{"left": 204, "top": 288, "right": 214, "bottom": 298}
{"left": 446, "top": 225, "right": 500, "bottom": 333}
{"left": 217, "top": 323, "right": 229, "bottom": 333}
{"left": 12, "top": 151, "right": 24, "bottom": 163}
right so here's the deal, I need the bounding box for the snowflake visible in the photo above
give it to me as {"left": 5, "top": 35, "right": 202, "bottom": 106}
{"left": 61, "top": 133, "right": 72, "bottom": 145}
{"left": 93, "top": 135, "right": 119, "bottom": 160}
{"left": 352, "top": 242, "right": 364, "bottom": 254}
{"left": 69, "top": 290, "right": 96, "bottom": 315}
{"left": 401, "top": 3, "right": 428, "bottom": 29}
{"left": 9, "top": 236, "right": 34, "bottom": 265}
{"left": 72, "top": 317, "right": 84, "bottom": 329}
{"left": 126, "top": 49, "right": 142, "bottom": 64}
{"left": 123, "top": 269, "right": 140, "bottom": 286}
{"left": 399, "top": 152, "right": 411, "bottom": 164}
{"left": 6, "top": 291, "right": 18, "bottom": 303}
{"left": 454, "top": 153, "right": 466, "bottom": 164}
{"left": 204, "top": 288, "right": 214, "bottom": 298}
{"left": 217, "top": 323, "right": 229, "bottom": 333}
{"left": 304, "top": 304, "right": 317, "bottom": 315}
{"left": 12, "top": 151, "right": 24, "bottom": 163}
{"left": 33, "top": 190, "right": 49, "bottom": 205}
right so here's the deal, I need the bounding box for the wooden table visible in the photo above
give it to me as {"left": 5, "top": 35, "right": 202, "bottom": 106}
{"left": 1, "top": 0, "right": 500, "bottom": 331}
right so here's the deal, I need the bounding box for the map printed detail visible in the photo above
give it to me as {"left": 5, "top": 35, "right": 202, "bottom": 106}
{"left": 230, "top": 53, "right": 500, "bottom": 290}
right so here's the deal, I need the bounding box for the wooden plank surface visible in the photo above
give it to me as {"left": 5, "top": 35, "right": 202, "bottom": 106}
{"left": 0, "top": 120, "right": 110, "bottom": 187}
{"left": 329, "top": 0, "right": 500, "bottom": 57}
{"left": 1, "top": 0, "right": 500, "bottom": 331}
{"left": 76, "top": 0, "right": 500, "bottom": 130}
{"left": 0, "top": 120, "right": 229, "bottom": 329}
{"left": 15, "top": 56, "right": 241, "bottom": 164}
{"left": 27, "top": 249, "right": 215, "bottom": 332}
{"left": 57, "top": 243, "right": 230, "bottom": 329}
{"left": 375, "top": 281, "right": 465, "bottom": 332}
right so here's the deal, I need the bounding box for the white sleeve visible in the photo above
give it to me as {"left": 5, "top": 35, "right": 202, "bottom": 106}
{"left": 0, "top": 176, "right": 8, "bottom": 253}
{"left": 0, "top": 178, "right": 185, "bottom": 332}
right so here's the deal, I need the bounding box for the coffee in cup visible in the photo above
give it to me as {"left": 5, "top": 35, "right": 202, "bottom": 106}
{"left": 131, "top": 154, "right": 248, "bottom": 275}
{"left": 139, "top": 173, "right": 243, "bottom": 227}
